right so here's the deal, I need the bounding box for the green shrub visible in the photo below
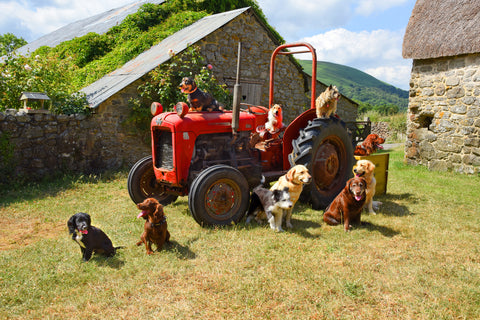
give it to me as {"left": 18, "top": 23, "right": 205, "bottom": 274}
{"left": 125, "top": 45, "right": 232, "bottom": 141}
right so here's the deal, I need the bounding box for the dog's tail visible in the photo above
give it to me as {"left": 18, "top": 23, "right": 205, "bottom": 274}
{"left": 114, "top": 246, "right": 125, "bottom": 253}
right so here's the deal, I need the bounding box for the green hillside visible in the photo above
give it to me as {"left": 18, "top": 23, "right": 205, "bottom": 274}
{"left": 299, "top": 60, "right": 409, "bottom": 114}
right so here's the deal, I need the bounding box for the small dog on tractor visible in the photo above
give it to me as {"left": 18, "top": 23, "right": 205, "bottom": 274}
{"left": 128, "top": 42, "right": 354, "bottom": 227}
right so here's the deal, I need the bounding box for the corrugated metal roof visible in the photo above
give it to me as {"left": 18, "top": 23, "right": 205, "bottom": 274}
{"left": 81, "top": 7, "right": 250, "bottom": 108}
{"left": 14, "top": 0, "right": 165, "bottom": 56}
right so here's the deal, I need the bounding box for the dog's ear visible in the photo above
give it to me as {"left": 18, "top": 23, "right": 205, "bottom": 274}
{"left": 328, "top": 84, "right": 332, "bottom": 89}
{"left": 85, "top": 213, "right": 91, "bottom": 227}
{"left": 286, "top": 167, "right": 296, "bottom": 182}
{"left": 368, "top": 161, "right": 375, "bottom": 172}
{"left": 67, "top": 215, "right": 76, "bottom": 234}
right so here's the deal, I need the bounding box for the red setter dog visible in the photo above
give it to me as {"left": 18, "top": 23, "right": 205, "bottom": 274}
{"left": 323, "top": 176, "right": 367, "bottom": 231}
{"left": 354, "top": 134, "right": 385, "bottom": 156}
{"left": 136, "top": 198, "right": 170, "bottom": 254}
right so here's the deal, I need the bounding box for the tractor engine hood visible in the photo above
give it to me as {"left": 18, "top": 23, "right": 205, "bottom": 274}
{"left": 151, "top": 110, "right": 257, "bottom": 134}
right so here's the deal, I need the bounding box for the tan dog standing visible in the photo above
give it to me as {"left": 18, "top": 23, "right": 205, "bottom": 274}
{"left": 270, "top": 164, "right": 312, "bottom": 231}
{"left": 315, "top": 85, "right": 341, "bottom": 118}
{"left": 353, "top": 159, "right": 380, "bottom": 214}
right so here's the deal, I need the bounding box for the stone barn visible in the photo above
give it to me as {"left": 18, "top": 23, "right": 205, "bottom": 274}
{"left": 402, "top": 0, "right": 480, "bottom": 174}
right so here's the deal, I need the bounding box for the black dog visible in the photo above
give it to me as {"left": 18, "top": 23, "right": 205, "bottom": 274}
{"left": 67, "top": 212, "right": 118, "bottom": 261}
{"left": 245, "top": 183, "right": 293, "bottom": 232}
{"left": 179, "top": 77, "right": 220, "bottom": 112}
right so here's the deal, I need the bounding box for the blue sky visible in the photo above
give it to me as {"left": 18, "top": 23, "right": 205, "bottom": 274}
{"left": 0, "top": 0, "right": 416, "bottom": 90}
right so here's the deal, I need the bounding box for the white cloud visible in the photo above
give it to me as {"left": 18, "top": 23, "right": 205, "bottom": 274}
{"left": 299, "top": 28, "right": 411, "bottom": 90}
{"left": 0, "top": 0, "right": 133, "bottom": 41}
{"left": 365, "top": 65, "right": 412, "bottom": 89}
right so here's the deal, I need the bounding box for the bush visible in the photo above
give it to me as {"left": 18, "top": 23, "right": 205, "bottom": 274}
{"left": 125, "top": 45, "right": 232, "bottom": 141}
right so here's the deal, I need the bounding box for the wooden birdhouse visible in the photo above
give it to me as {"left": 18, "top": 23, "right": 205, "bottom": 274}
{"left": 19, "top": 92, "right": 51, "bottom": 113}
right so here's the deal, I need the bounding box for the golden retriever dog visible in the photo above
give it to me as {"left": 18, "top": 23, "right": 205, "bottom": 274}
{"left": 315, "top": 85, "right": 341, "bottom": 118}
{"left": 353, "top": 159, "right": 381, "bottom": 214}
{"left": 270, "top": 164, "right": 312, "bottom": 231}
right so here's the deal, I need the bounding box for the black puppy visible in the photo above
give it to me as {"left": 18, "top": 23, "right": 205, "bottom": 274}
{"left": 245, "top": 183, "right": 293, "bottom": 232}
{"left": 179, "top": 77, "right": 220, "bottom": 112}
{"left": 67, "top": 212, "right": 117, "bottom": 261}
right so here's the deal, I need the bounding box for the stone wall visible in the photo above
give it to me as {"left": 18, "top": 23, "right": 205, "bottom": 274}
{"left": 406, "top": 53, "right": 480, "bottom": 174}
{"left": 0, "top": 82, "right": 149, "bottom": 181}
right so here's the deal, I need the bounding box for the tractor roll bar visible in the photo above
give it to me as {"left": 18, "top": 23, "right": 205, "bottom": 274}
{"left": 268, "top": 42, "right": 317, "bottom": 110}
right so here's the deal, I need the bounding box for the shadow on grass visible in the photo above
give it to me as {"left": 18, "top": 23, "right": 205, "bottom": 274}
{"left": 360, "top": 221, "right": 399, "bottom": 237}
{"left": 0, "top": 170, "right": 129, "bottom": 208}
{"left": 165, "top": 240, "right": 197, "bottom": 260}
{"left": 90, "top": 255, "right": 126, "bottom": 269}
{"left": 375, "top": 193, "right": 415, "bottom": 217}
{"left": 291, "top": 219, "right": 322, "bottom": 238}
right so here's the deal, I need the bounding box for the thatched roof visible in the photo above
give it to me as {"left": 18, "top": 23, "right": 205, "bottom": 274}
{"left": 403, "top": 0, "right": 480, "bottom": 59}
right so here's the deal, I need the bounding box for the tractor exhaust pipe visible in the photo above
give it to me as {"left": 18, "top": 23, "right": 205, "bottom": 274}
{"left": 232, "top": 42, "right": 241, "bottom": 135}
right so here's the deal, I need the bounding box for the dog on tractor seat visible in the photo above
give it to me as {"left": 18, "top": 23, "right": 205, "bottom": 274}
{"left": 323, "top": 176, "right": 367, "bottom": 232}
{"left": 316, "top": 85, "right": 341, "bottom": 118}
{"left": 354, "top": 134, "right": 385, "bottom": 156}
{"left": 270, "top": 165, "right": 312, "bottom": 230}
{"left": 245, "top": 177, "right": 293, "bottom": 232}
{"left": 136, "top": 198, "right": 170, "bottom": 255}
{"left": 179, "top": 76, "right": 220, "bottom": 112}
{"left": 353, "top": 159, "right": 382, "bottom": 214}
{"left": 265, "top": 104, "right": 284, "bottom": 133}
{"left": 67, "top": 212, "right": 118, "bottom": 262}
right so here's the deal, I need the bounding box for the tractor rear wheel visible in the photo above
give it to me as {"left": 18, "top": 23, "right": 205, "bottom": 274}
{"left": 127, "top": 156, "right": 178, "bottom": 205}
{"left": 188, "top": 165, "right": 249, "bottom": 227}
{"left": 289, "top": 117, "right": 354, "bottom": 209}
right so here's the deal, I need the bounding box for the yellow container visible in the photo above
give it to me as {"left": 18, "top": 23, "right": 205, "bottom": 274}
{"left": 354, "top": 153, "right": 389, "bottom": 195}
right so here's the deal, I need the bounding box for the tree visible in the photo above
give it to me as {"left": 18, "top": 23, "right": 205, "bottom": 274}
{"left": 0, "top": 33, "right": 27, "bottom": 56}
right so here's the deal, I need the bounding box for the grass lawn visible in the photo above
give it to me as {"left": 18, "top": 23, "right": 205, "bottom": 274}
{"left": 1, "top": 147, "right": 479, "bottom": 319}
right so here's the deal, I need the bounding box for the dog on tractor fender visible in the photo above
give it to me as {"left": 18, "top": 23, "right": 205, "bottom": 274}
{"left": 353, "top": 159, "right": 382, "bottom": 214}
{"left": 245, "top": 177, "right": 293, "bottom": 232}
{"left": 316, "top": 85, "right": 341, "bottom": 118}
{"left": 179, "top": 77, "right": 220, "bottom": 112}
{"left": 270, "top": 165, "right": 312, "bottom": 230}
{"left": 323, "top": 176, "right": 367, "bottom": 231}
{"left": 136, "top": 198, "right": 170, "bottom": 255}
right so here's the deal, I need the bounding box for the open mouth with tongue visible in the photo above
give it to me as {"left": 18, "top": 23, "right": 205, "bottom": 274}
{"left": 79, "top": 229, "right": 88, "bottom": 234}
{"left": 354, "top": 194, "right": 363, "bottom": 201}
{"left": 137, "top": 211, "right": 148, "bottom": 219}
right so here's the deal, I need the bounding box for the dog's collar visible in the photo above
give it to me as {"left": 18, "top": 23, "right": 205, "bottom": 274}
{"left": 150, "top": 216, "right": 166, "bottom": 227}
{"left": 286, "top": 176, "right": 301, "bottom": 185}
{"left": 186, "top": 87, "right": 198, "bottom": 94}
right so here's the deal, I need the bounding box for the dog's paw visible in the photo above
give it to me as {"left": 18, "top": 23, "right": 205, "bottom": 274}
{"left": 372, "top": 201, "right": 382, "bottom": 211}
{"left": 286, "top": 221, "right": 293, "bottom": 229}
{"left": 268, "top": 217, "right": 276, "bottom": 230}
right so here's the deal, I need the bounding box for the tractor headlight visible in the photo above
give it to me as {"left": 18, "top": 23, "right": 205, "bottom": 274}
{"left": 175, "top": 102, "right": 189, "bottom": 118}
{"left": 151, "top": 102, "right": 163, "bottom": 116}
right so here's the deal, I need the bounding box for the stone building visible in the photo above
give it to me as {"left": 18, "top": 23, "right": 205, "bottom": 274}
{"left": 402, "top": 0, "right": 480, "bottom": 174}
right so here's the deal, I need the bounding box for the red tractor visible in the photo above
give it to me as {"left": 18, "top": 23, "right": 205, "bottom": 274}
{"left": 127, "top": 42, "right": 354, "bottom": 226}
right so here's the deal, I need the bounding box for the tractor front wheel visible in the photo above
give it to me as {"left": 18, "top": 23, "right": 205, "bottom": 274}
{"left": 188, "top": 165, "right": 249, "bottom": 227}
{"left": 127, "top": 156, "right": 178, "bottom": 205}
{"left": 289, "top": 117, "right": 354, "bottom": 209}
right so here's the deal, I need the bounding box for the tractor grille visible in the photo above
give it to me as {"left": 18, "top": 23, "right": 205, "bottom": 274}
{"left": 153, "top": 130, "right": 173, "bottom": 170}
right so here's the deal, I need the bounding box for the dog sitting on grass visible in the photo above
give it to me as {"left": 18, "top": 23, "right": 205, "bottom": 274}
{"left": 245, "top": 177, "right": 293, "bottom": 232}
{"left": 67, "top": 212, "right": 119, "bottom": 262}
